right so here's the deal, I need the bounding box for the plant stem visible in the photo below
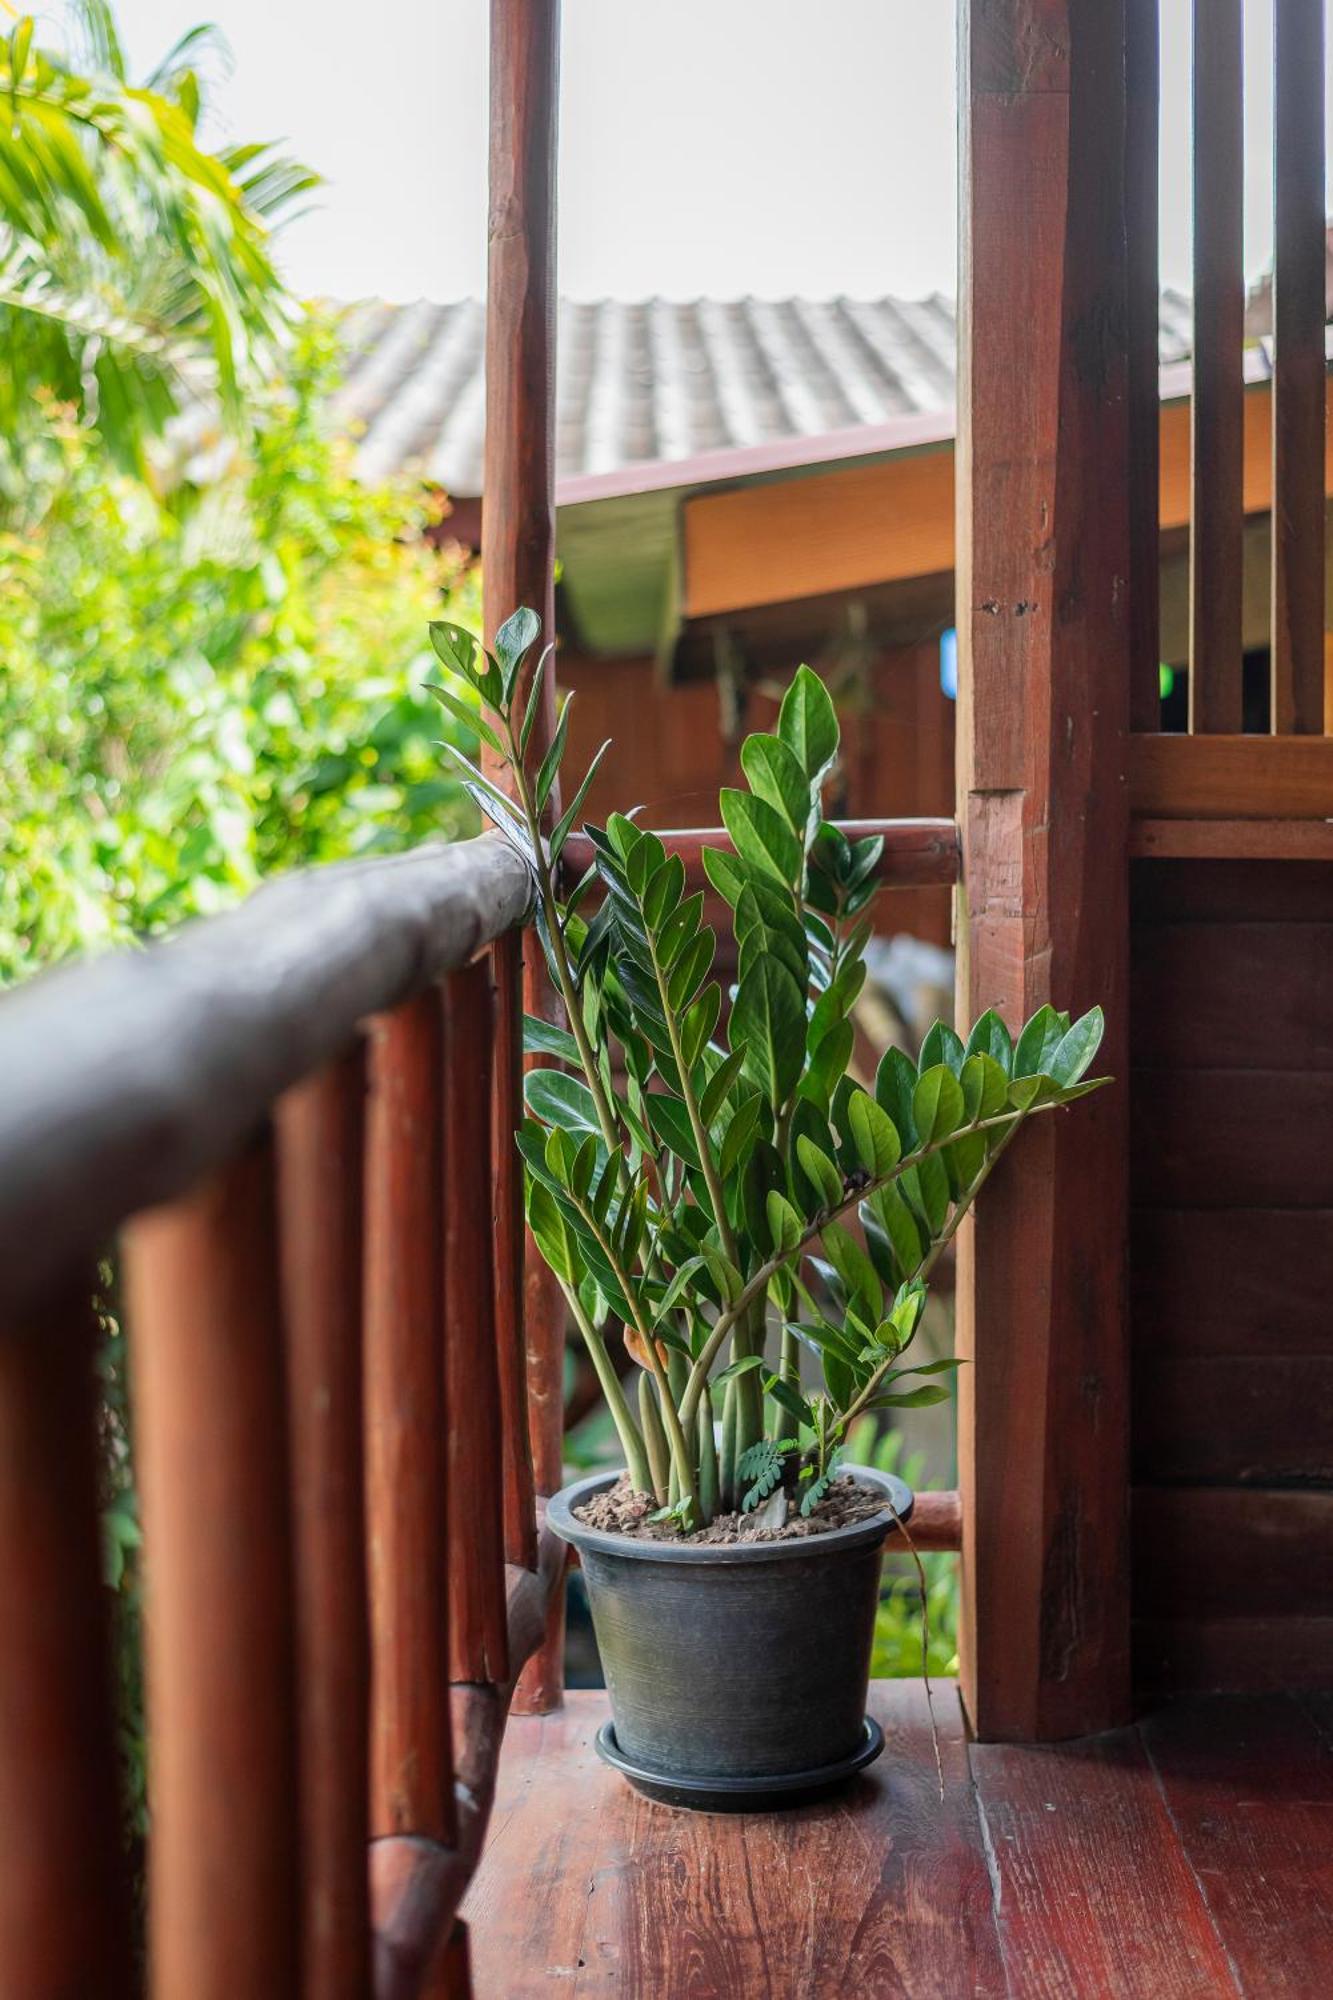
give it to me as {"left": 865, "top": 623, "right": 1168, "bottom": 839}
{"left": 560, "top": 1279, "right": 653, "bottom": 1495}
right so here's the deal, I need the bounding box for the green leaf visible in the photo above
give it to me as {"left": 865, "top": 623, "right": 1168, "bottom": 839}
{"left": 524, "top": 1069, "right": 603, "bottom": 1139}
{"left": 682, "top": 983, "right": 722, "bottom": 1071}
{"left": 548, "top": 739, "right": 611, "bottom": 864}
{"left": 658, "top": 890, "right": 704, "bottom": 968}
{"left": 730, "top": 956, "right": 806, "bottom": 1109}
{"left": 740, "top": 732, "right": 810, "bottom": 834}
{"left": 1046, "top": 1006, "right": 1105, "bottom": 1086}
{"left": 720, "top": 788, "right": 803, "bottom": 889}
{"left": 875, "top": 1045, "right": 919, "bottom": 1148}
{"left": 920, "top": 1021, "right": 966, "bottom": 1076}
{"left": 571, "top": 1132, "right": 599, "bottom": 1202}
{"left": 667, "top": 928, "right": 715, "bottom": 1012}
{"left": 699, "top": 1046, "right": 746, "bottom": 1125}
{"left": 518, "top": 650, "right": 549, "bottom": 758}
{"left": 867, "top": 1384, "right": 952, "bottom": 1410}
{"left": 1013, "top": 1004, "right": 1067, "bottom": 1078}
{"left": 965, "top": 1007, "right": 1014, "bottom": 1074}
{"left": 644, "top": 853, "right": 686, "bottom": 929}
{"left": 822, "top": 1219, "right": 882, "bottom": 1321}
{"left": 913, "top": 1064, "right": 966, "bottom": 1146}
{"left": 847, "top": 1089, "right": 901, "bottom": 1177}
{"left": 719, "top": 1092, "right": 765, "bottom": 1179}
{"left": 494, "top": 606, "right": 541, "bottom": 698}
{"left": 425, "top": 680, "right": 503, "bottom": 754}
{"left": 429, "top": 619, "right": 482, "bottom": 686}
{"left": 777, "top": 663, "right": 839, "bottom": 783}
{"left": 863, "top": 1183, "right": 925, "bottom": 1285}
{"left": 766, "top": 1189, "right": 804, "bottom": 1253}
{"left": 960, "top": 1052, "right": 1010, "bottom": 1123}
{"left": 534, "top": 692, "right": 572, "bottom": 814}
{"left": 522, "top": 1014, "right": 581, "bottom": 1064}
{"left": 796, "top": 1134, "right": 843, "bottom": 1209}
{"left": 710, "top": 1353, "right": 766, "bottom": 1387}
{"left": 646, "top": 1092, "right": 700, "bottom": 1169}
{"left": 765, "top": 1375, "right": 815, "bottom": 1429}
{"left": 524, "top": 1179, "right": 582, "bottom": 1285}
{"left": 701, "top": 845, "right": 749, "bottom": 907}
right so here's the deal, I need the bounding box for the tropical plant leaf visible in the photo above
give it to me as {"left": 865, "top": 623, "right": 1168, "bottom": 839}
{"left": 776, "top": 663, "right": 838, "bottom": 783}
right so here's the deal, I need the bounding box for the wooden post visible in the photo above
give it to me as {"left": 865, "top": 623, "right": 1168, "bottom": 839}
{"left": 956, "top": 0, "right": 1133, "bottom": 1740}
{"left": 125, "top": 1140, "right": 302, "bottom": 1997}
{"left": 482, "top": 0, "right": 566, "bottom": 1714}
{"left": 364, "top": 996, "right": 454, "bottom": 1839}
{"left": 0, "top": 1283, "right": 132, "bottom": 2000}
{"left": 275, "top": 1053, "right": 371, "bottom": 2000}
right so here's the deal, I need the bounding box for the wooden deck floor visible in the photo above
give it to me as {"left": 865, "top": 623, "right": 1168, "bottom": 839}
{"left": 462, "top": 1681, "right": 1333, "bottom": 1998}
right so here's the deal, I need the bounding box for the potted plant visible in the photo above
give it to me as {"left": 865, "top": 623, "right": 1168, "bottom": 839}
{"left": 430, "top": 609, "right": 1108, "bottom": 1810}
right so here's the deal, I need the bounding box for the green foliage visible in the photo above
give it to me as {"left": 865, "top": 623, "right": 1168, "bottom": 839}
{"left": 439, "top": 608, "right": 1111, "bottom": 1532}
{"left": 0, "top": 312, "right": 476, "bottom": 982}
{"left": 0, "top": 6, "right": 313, "bottom": 497}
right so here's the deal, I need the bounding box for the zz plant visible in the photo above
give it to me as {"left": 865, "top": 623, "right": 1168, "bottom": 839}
{"left": 429, "top": 608, "right": 1108, "bottom": 1532}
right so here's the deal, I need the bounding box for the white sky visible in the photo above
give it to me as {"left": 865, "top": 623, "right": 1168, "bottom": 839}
{"left": 99, "top": 1, "right": 1333, "bottom": 305}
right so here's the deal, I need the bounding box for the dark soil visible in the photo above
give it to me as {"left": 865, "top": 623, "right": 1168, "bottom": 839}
{"left": 573, "top": 1472, "right": 894, "bottom": 1545}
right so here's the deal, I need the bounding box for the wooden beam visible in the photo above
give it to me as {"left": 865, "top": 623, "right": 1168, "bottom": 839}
{"left": 956, "top": 0, "right": 1132, "bottom": 1741}
{"left": 1271, "top": 0, "right": 1327, "bottom": 733}
{"left": 1130, "top": 817, "right": 1333, "bottom": 860}
{"left": 1129, "top": 732, "right": 1333, "bottom": 817}
{"left": 481, "top": 0, "right": 565, "bottom": 1717}
{"left": 1189, "top": 0, "right": 1246, "bottom": 732}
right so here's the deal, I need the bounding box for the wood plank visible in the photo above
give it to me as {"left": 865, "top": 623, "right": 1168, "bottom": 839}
{"left": 1129, "top": 733, "right": 1333, "bottom": 818}
{"left": 0, "top": 1282, "right": 132, "bottom": 1999}
{"left": 1132, "top": 1070, "right": 1333, "bottom": 1206}
{"left": 489, "top": 933, "right": 537, "bottom": 1572}
{"left": 1131, "top": 818, "right": 1333, "bottom": 861}
{"left": 274, "top": 1053, "right": 372, "bottom": 2000}
{"left": 1272, "top": 0, "right": 1327, "bottom": 734}
{"left": 1137, "top": 1617, "right": 1333, "bottom": 1693}
{"left": 969, "top": 1726, "right": 1240, "bottom": 1999}
{"left": 1133, "top": 1488, "right": 1333, "bottom": 1619}
{"left": 1131, "top": 922, "right": 1333, "bottom": 1069}
{"left": 124, "top": 1140, "right": 301, "bottom": 2000}
{"left": 1134, "top": 1356, "right": 1333, "bottom": 1484}
{"left": 464, "top": 1684, "right": 1005, "bottom": 1999}
{"left": 1131, "top": 1207, "right": 1333, "bottom": 1358}
{"left": 1189, "top": 0, "right": 1246, "bottom": 733}
{"left": 1132, "top": 856, "right": 1333, "bottom": 924}
{"left": 1141, "top": 1695, "right": 1333, "bottom": 1991}
{"left": 956, "top": 0, "right": 1133, "bottom": 1743}
{"left": 1127, "top": 0, "right": 1162, "bottom": 732}
{"left": 482, "top": 0, "right": 565, "bottom": 1718}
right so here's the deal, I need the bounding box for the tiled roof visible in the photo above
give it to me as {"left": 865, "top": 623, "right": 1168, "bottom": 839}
{"left": 335, "top": 290, "right": 1199, "bottom": 496}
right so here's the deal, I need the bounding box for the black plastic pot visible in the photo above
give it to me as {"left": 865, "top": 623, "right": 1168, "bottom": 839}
{"left": 548, "top": 1463, "right": 914, "bottom": 1811}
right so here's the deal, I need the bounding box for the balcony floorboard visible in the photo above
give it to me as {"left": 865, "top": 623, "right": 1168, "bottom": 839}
{"left": 463, "top": 1681, "right": 1333, "bottom": 1998}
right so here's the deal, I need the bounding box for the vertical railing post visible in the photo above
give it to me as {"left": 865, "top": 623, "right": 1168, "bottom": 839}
{"left": 482, "top": 0, "right": 566, "bottom": 1714}
{"left": 956, "top": 0, "right": 1133, "bottom": 1740}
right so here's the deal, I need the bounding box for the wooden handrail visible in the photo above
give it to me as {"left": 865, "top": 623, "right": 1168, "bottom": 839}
{"left": 561, "top": 816, "right": 961, "bottom": 893}
{"left": 0, "top": 831, "right": 531, "bottom": 1318}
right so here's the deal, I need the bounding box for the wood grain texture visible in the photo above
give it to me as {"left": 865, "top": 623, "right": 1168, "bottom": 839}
{"left": 1131, "top": 818, "right": 1333, "bottom": 861}
{"left": 970, "top": 1727, "right": 1239, "bottom": 1998}
{"left": 1135, "top": 1355, "right": 1333, "bottom": 1484}
{"left": 464, "top": 1684, "right": 1005, "bottom": 2000}
{"left": 124, "top": 1139, "right": 300, "bottom": 2000}
{"left": 956, "top": 0, "right": 1132, "bottom": 1741}
{"left": 1190, "top": 0, "right": 1245, "bottom": 733}
{"left": 0, "top": 832, "right": 530, "bottom": 1319}
{"left": 1272, "top": 0, "right": 1327, "bottom": 734}
{"left": 364, "top": 995, "right": 453, "bottom": 1841}
{"left": 481, "top": 0, "right": 565, "bottom": 1717}
{"left": 1132, "top": 1070, "right": 1333, "bottom": 1206}
{"left": 1141, "top": 1695, "right": 1333, "bottom": 1993}
{"left": 1137, "top": 1616, "right": 1333, "bottom": 1693}
{"left": 1133, "top": 1488, "right": 1333, "bottom": 1620}
{"left": 0, "top": 1282, "right": 132, "bottom": 2000}
{"left": 444, "top": 964, "right": 508, "bottom": 1684}
{"left": 1131, "top": 1207, "right": 1333, "bottom": 1358}
{"left": 274, "top": 1052, "right": 371, "bottom": 2000}
{"left": 1129, "top": 732, "right": 1333, "bottom": 817}
{"left": 1127, "top": 0, "right": 1162, "bottom": 732}
{"left": 1132, "top": 921, "right": 1333, "bottom": 1069}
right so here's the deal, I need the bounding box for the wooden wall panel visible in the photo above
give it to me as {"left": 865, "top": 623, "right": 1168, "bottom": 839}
{"left": 1131, "top": 856, "right": 1333, "bottom": 1694}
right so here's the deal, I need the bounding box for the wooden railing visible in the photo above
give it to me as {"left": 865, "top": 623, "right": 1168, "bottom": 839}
{"left": 0, "top": 831, "right": 546, "bottom": 2000}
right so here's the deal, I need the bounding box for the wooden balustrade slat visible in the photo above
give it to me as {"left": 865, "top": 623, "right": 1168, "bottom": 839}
{"left": 365, "top": 995, "right": 454, "bottom": 1842}
{"left": 1189, "top": 0, "right": 1245, "bottom": 732}
{"left": 561, "top": 817, "right": 961, "bottom": 892}
{"left": 444, "top": 964, "right": 510, "bottom": 1684}
{"left": 489, "top": 932, "right": 538, "bottom": 1570}
{"left": 1127, "top": 0, "right": 1162, "bottom": 732}
{"left": 1272, "top": 0, "right": 1327, "bottom": 734}
{"left": 483, "top": 0, "right": 566, "bottom": 1719}
{"left": 124, "top": 1138, "right": 301, "bottom": 1999}
{"left": 275, "top": 1052, "right": 372, "bottom": 2000}
{"left": 0, "top": 1280, "right": 132, "bottom": 2000}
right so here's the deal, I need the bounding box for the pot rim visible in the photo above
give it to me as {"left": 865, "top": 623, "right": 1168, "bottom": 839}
{"left": 547, "top": 1462, "right": 914, "bottom": 1565}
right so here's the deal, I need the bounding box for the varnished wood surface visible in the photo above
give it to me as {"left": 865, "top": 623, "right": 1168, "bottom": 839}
{"left": 464, "top": 1684, "right": 1333, "bottom": 1999}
